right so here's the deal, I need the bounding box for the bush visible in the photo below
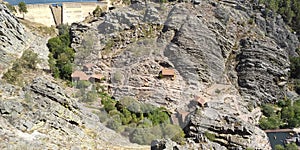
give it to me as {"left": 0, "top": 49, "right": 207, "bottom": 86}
{"left": 163, "top": 124, "right": 185, "bottom": 144}
{"left": 275, "top": 144, "right": 284, "bottom": 150}
{"left": 3, "top": 50, "right": 40, "bottom": 85}
{"left": 93, "top": 6, "right": 102, "bottom": 17}
{"left": 259, "top": 115, "right": 281, "bottom": 130}
{"left": 290, "top": 57, "right": 300, "bottom": 79}
{"left": 261, "top": 104, "right": 275, "bottom": 117}
{"left": 204, "top": 131, "right": 216, "bottom": 141}
{"left": 286, "top": 143, "right": 298, "bottom": 150}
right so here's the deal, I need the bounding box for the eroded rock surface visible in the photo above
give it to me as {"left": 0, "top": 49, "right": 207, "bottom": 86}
{"left": 0, "top": 4, "right": 28, "bottom": 75}
{"left": 0, "top": 77, "right": 146, "bottom": 149}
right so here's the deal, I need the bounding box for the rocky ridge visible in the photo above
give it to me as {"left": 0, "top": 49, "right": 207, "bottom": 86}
{"left": 68, "top": 0, "right": 300, "bottom": 148}
{"left": 0, "top": 77, "right": 147, "bottom": 149}
{"left": 0, "top": 4, "right": 28, "bottom": 75}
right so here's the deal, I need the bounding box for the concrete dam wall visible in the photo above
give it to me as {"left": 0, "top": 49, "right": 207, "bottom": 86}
{"left": 15, "top": 2, "right": 108, "bottom": 26}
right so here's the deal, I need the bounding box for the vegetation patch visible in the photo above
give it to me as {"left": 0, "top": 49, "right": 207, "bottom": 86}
{"left": 259, "top": 0, "right": 300, "bottom": 37}
{"left": 259, "top": 99, "right": 300, "bottom": 129}
{"left": 98, "top": 94, "right": 185, "bottom": 145}
{"left": 3, "top": 49, "right": 40, "bottom": 86}
{"left": 47, "top": 24, "right": 75, "bottom": 81}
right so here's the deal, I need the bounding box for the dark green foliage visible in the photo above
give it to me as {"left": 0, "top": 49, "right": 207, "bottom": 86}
{"left": 101, "top": 95, "right": 185, "bottom": 145}
{"left": 289, "top": 57, "right": 300, "bottom": 94}
{"left": 290, "top": 57, "right": 300, "bottom": 79}
{"left": 286, "top": 143, "right": 298, "bottom": 150}
{"left": 259, "top": 115, "right": 281, "bottom": 129}
{"left": 101, "top": 93, "right": 116, "bottom": 112}
{"left": 204, "top": 131, "right": 216, "bottom": 141}
{"left": 261, "top": 104, "right": 275, "bottom": 117}
{"left": 275, "top": 144, "right": 285, "bottom": 150}
{"left": 259, "top": 99, "right": 300, "bottom": 129}
{"left": 259, "top": 0, "right": 300, "bottom": 35}
{"left": 92, "top": 6, "right": 102, "bottom": 17}
{"left": 18, "top": 2, "right": 28, "bottom": 13}
{"left": 47, "top": 25, "right": 74, "bottom": 80}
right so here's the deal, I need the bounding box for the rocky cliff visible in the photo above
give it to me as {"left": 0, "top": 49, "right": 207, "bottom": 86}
{"left": 0, "top": 77, "right": 147, "bottom": 149}
{"left": 0, "top": 3, "right": 147, "bottom": 149}
{"left": 0, "top": 4, "right": 28, "bottom": 75}
{"left": 0, "top": 0, "right": 299, "bottom": 149}
{"left": 70, "top": 0, "right": 299, "bottom": 149}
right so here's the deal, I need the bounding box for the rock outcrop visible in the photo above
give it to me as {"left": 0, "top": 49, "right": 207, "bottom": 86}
{"left": 0, "top": 77, "right": 146, "bottom": 149}
{"left": 69, "top": 0, "right": 300, "bottom": 148}
{"left": 0, "top": 4, "right": 28, "bottom": 75}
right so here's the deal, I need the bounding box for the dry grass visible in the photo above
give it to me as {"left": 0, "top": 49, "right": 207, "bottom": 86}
{"left": 19, "top": 19, "right": 57, "bottom": 37}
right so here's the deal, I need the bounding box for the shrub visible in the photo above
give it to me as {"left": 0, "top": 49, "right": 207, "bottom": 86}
{"left": 163, "top": 124, "right": 185, "bottom": 144}
{"left": 204, "top": 131, "right": 216, "bottom": 141}
{"left": 275, "top": 144, "right": 284, "bottom": 150}
{"left": 93, "top": 6, "right": 102, "bottom": 17}
{"left": 261, "top": 104, "right": 275, "bottom": 117}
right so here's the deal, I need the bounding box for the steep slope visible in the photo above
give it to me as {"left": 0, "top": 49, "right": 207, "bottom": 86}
{"left": 0, "top": 4, "right": 28, "bottom": 75}
{"left": 68, "top": 0, "right": 300, "bottom": 149}
{"left": 0, "top": 77, "right": 147, "bottom": 149}
{"left": 0, "top": 3, "right": 148, "bottom": 149}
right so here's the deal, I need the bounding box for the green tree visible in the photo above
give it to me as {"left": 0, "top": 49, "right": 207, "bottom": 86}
{"left": 290, "top": 57, "right": 300, "bottom": 79}
{"left": 261, "top": 104, "right": 275, "bottom": 117}
{"left": 259, "top": 115, "right": 281, "bottom": 129}
{"left": 18, "top": 1, "right": 28, "bottom": 19}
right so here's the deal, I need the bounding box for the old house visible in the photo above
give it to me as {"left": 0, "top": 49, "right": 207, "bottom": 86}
{"left": 160, "top": 68, "right": 175, "bottom": 80}
{"left": 89, "top": 73, "right": 104, "bottom": 83}
{"left": 71, "top": 70, "right": 89, "bottom": 82}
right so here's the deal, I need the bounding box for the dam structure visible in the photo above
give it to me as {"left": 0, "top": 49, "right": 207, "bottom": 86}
{"left": 12, "top": 1, "right": 109, "bottom": 26}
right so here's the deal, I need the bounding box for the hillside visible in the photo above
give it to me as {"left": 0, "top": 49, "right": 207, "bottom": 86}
{"left": 1, "top": 0, "right": 300, "bottom": 149}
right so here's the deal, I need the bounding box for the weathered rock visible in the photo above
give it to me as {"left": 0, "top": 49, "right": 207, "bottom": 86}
{"left": 184, "top": 107, "right": 270, "bottom": 149}
{"left": 0, "top": 4, "right": 29, "bottom": 75}
{"left": 0, "top": 77, "right": 146, "bottom": 149}
{"left": 68, "top": 1, "right": 299, "bottom": 149}
{"left": 236, "top": 38, "right": 289, "bottom": 104}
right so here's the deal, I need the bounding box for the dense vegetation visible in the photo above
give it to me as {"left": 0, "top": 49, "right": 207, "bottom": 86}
{"left": 47, "top": 25, "right": 75, "bottom": 80}
{"left": 259, "top": 99, "right": 300, "bottom": 129}
{"left": 275, "top": 143, "right": 298, "bottom": 150}
{"left": 99, "top": 93, "right": 185, "bottom": 145}
{"left": 259, "top": 0, "right": 300, "bottom": 35}
{"left": 3, "top": 49, "right": 40, "bottom": 85}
